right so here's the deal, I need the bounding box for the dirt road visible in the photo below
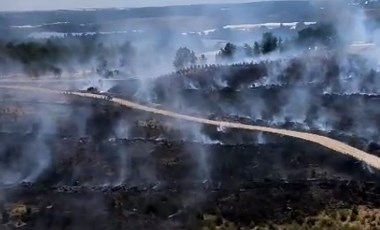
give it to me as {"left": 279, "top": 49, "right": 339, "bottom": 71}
{"left": 2, "top": 85, "right": 380, "bottom": 170}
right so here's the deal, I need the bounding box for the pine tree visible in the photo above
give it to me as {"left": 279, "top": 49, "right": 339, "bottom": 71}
{"left": 261, "top": 32, "right": 278, "bottom": 54}
{"left": 173, "top": 47, "right": 197, "bottom": 70}
{"left": 253, "top": 42, "right": 261, "bottom": 56}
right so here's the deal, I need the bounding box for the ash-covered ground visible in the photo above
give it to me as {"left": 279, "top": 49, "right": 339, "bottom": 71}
{"left": 1, "top": 53, "right": 380, "bottom": 229}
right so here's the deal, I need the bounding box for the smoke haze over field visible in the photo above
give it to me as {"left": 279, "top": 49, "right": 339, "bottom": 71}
{"left": 2, "top": 1, "right": 380, "bottom": 229}
{"left": 0, "top": 0, "right": 379, "bottom": 186}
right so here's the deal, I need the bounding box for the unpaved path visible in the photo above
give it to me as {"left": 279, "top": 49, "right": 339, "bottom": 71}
{"left": 2, "top": 85, "right": 380, "bottom": 170}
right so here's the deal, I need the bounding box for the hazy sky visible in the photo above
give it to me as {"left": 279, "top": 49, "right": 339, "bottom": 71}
{"left": 1, "top": 0, "right": 269, "bottom": 12}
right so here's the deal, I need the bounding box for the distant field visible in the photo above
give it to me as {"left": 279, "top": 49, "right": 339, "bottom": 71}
{"left": 95, "top": 16, "right": 219, "bottom": 32}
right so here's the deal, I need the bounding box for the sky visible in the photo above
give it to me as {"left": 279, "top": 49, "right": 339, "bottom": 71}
{"left": 0, "top": 0, "right": 275, "bottom": 12}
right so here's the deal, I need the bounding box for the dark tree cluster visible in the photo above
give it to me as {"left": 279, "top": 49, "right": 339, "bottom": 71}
{"left": 297, "top": 24, "right": 337, "bottom": 48}
{"left": 207, "top": 23, "right": 338, "bottom": 62}
{"left": 0, "top": 41, "right": 65, "bottom": 77}
{"left": 217, "top": 42, "right": 237, "bottom": 60}
{"left": 261, "top": 32, "right": 279, "bottom": 54}
{"left": 0, "top": 35, "right": 135, "bottom": 78}
{"left": 215, "top": 32, "right": 283, "bottom": 61}
{"left": 173, "top": 47, "right": 209, "bottom": 70}
{"left": 173, "top": 47, "right": 198, "bottom": 70}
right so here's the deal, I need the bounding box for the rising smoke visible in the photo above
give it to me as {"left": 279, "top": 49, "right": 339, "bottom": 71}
{"left": 1, "top": 0, "right": 380, "bottom": 188}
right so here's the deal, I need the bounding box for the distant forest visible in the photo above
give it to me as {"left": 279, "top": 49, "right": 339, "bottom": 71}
{"left": 173, "top": 24, "right": 337, "bottom": 70}
{"left": 0, "top": 35, "right": 135, "bottom": 77}
{"left": 0, "top": 23, "right": 337, "bottom": 77}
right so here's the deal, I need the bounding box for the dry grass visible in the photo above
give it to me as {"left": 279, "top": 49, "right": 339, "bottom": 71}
{"left": 200, "top": 206, "right": 380, "bottom": 230}
{"left": 279, "top": 206, "right": 380, "bottom": 230}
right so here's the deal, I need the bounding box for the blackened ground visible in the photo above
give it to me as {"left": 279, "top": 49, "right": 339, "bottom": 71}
{"left": 107, "top": 55, "right": 380, "bottom": 146}
{"left": 1, "top": 54, "right": 380, "bottom": 228}
{"left": 2, "top": 180, "right": 380, "bottom": 229}
{"left": 1, "top": 127, "right": 380, "bottom": 229}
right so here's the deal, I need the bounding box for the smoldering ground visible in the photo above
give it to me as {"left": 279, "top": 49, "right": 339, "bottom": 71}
{"left": 3, "top": 2, "right": 380, "bottom": 229}
{"left": 2, "top": 39, "right": 380, "bottom": 190}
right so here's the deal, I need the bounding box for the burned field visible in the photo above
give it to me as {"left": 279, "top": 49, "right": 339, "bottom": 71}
{"left": 1, "top": 54, "right": 380, "bottom": 229}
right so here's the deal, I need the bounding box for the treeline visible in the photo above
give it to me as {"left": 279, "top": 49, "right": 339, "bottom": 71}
{"left": 173, "top": 23, "right": 337, "bottom": 69}
{"left": 216, "top": 24, "right": 337, "bottom": 60}
{"left": 172, "top": 33, "right": 282, "bottom": 70}
{"left": 217, "top": 32, "right": 284, "bottom": 62}
{"left": 0, "top": 23, "right": 337, "bottom": 76}
{"left": 0, "top": 35, "right": 135, "bottom": 77}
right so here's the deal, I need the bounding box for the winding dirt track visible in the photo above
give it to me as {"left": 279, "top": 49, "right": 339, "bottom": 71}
{"left": 2, "top": 85, "right": 380, "bottom": 170}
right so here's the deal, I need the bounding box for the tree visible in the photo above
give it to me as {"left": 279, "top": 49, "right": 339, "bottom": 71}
{"left": 119, "top": 41, "right": 135, "bottom": 68}
{"left": 278, "top": 38, "right": 284, "bottom": 53}
{"left": 243, "top": 43, "right": 253, "bottom": 57}
{"left": 261, "top": 32, "right": 278, "bottom": 54}
{"left": 217, "top": 42, "right": 237, "bottom": 60}
{"left": 253, "top": 42, "right": 261, "bottom": 56}
{"left": 51, "top": 66, "right": 62, "bottom": 78}
{"left": 199, "top": 54, "right": 207, "bottom": 65}
{"left": 96, "top": 56, "right": 108, "bottom": 76}
{"left": 173, "top": 47, "right": 197, "bottom": 70}
{"left": 297, "top": 24, "right": 337, "bottom": 47}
